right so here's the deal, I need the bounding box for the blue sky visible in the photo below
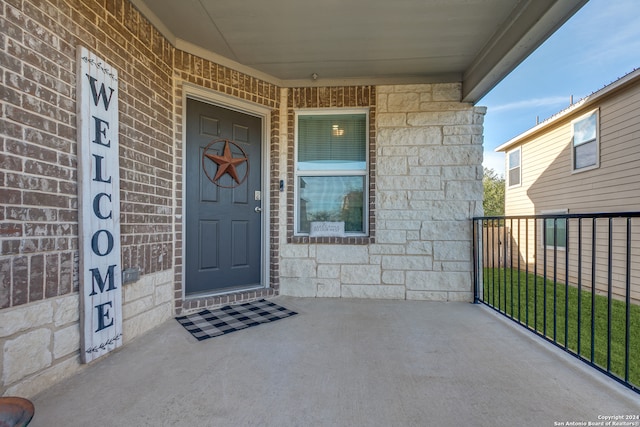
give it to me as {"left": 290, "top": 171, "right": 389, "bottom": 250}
{"left": 479, "top": 0, "right": 640, "bottom": 177}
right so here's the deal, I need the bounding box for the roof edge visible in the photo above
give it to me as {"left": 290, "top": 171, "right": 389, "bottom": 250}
{"left": 463, "top": 0, "right": 587, "bottom": 103}
{"left": 495, "top": 67, "right": 640, "bottom": 152}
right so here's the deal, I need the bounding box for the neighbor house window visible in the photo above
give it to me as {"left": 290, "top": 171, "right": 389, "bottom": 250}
{"left": 507, "top": 147, "right": 521, "bottom": 187}
{"left": 572, "top": 110, "right": 599, "bottom": 171}
{"left": 295, "top": 111, "right": 368, "bottom": 235}
{"left": 543, "top": 210, "right": 568, "bottom": 250}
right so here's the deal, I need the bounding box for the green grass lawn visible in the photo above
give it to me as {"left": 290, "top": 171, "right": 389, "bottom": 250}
{"left": 482, "top": 267, "right": 640, "bottom": 388}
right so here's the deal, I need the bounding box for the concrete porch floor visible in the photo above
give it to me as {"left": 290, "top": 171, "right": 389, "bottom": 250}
{"left": 29, "top": 297, "right": 640, "bottom": 427}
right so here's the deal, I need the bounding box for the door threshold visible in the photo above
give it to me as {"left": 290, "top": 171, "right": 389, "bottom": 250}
{"left": 184, "top": 283, "right": 266, "bottom": 301}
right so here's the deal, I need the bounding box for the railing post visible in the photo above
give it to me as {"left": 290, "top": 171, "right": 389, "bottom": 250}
{"left": 473, "top": 218, "right": 479, "bottom": 303}
{"left": 577, "top": 217, "right": 582, "bottom": 357}
{"left": 625, "top": 217, "right": 631, "bottom": 383}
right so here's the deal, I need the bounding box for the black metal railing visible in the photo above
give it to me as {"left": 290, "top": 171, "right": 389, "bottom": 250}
{"left": 472, "top": 212, "right": 640, "bottom": 394}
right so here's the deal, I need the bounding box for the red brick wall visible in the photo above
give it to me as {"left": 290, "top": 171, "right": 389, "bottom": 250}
{"left": 1, "top": 0, "right": 175, "bottom": 309}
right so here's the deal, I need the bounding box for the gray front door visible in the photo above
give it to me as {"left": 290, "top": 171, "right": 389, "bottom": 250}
{"left": 185, "top": 99, "right": 262, "bottom": 295}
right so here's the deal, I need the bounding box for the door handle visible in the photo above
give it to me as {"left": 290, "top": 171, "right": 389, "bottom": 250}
{"left": 254, "top": 206, "right": 262, "bottom": 213}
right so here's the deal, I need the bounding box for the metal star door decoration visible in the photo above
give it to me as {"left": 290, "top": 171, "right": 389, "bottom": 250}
{"left": 202, "top": 139, "right": 250, "bottom": 188}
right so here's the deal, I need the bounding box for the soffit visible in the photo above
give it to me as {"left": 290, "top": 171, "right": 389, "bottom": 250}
{"left": 131, "top": 0, "right": 587, "bottom": 103}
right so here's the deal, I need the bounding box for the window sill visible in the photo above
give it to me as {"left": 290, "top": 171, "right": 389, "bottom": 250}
{"left": 571, "top": 164, "right": 599, "bottom": 174}
{"left": 543, "top": 246, "right": 567, "bottom": 252}
{"left": 288, "top": 235, "right": 373, "bottom": 245}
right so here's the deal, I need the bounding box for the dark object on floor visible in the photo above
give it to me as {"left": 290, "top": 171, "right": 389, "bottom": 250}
{"left": 0, "top": 396, "right": 34, "bottom": 427}
{"left": 176, "top": 299, "right": 297, "bottom": 341}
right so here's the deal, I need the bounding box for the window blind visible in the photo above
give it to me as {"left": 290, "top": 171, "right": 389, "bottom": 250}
{"left": 298, "top": 114, "right": 366, "bottom": 163}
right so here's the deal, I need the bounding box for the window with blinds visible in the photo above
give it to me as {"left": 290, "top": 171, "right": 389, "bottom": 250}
{"left": 572, "top": 110, "right": 599, "bottom": 171}
{"left": 544, "top": 217, "right": 567, "bottom": 249}
{"left": 508, "top": 147, "right": 521, "bottom": 188}
{"left": 295, "top": 111, "right": 368, "bottom": 235}
{"left": 297, "top": 114, "right": 367, "bottom": 170}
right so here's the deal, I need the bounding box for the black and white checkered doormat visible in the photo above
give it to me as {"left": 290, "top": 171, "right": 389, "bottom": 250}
{"left": 175, "top": 299, "right": 297, "bottom": 341}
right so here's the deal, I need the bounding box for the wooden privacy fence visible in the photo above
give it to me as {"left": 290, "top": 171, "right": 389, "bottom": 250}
{"left": 482, "top": 225, "right": 507, "bottom": 268}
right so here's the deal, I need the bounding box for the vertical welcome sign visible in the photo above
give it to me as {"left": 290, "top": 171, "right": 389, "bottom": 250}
{"left": 77, "top": 47, "right": 122, "bottom": 363}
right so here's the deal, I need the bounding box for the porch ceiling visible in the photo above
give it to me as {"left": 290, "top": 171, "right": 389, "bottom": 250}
{"left": 131, "top": 0, "right": 587, "bottom": 103}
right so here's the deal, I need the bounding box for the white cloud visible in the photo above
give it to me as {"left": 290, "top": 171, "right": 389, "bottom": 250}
{"left": 488, "top": 96, "right": 569, "bottom": 114}
{"left": 482, "top": 151, "right": 505, "bottom": 178}
{"left": 569, "top": 0, "right": 640, "bottom": 69}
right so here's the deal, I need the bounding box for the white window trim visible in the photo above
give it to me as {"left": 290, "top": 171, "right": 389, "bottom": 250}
{"left": 294, "top": 108, "right": 370, "bottom": 237}
{"left": 571, "top": 109, "right": 600, "bottom": 174}
{"left": 507, "top": 146, "right": 521, "bottom": 188}
{"left": 541, "top": 209, "right": 568, "bottom": 251}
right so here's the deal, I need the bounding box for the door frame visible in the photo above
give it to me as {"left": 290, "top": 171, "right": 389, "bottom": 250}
{"left": 180, "top": 83, "right": 272, "bottom": 299}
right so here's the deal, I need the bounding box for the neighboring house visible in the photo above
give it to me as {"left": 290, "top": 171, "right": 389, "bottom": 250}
{"left": 495, "top": 68, "right": 640, "bottom": 303}
{"left": 0, "top": 0, "right": 584, "bottom": 397}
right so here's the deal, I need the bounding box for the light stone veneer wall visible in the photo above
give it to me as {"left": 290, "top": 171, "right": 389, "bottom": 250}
{"left": 279, "top": 83, "right": 485, "bottom": 301}
{"left": 0, "top": 270, "right": 173, "bottom": 397}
